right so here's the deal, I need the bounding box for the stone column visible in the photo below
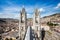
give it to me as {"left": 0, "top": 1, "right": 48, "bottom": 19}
{"left": 20, "top": 7, "right": 27, "bottom": 40}
{"left": 33, "top": 8, "right": 40, "bottom": 40}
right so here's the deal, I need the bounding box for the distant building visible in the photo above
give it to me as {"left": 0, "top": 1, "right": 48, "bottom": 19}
{"left": 51, "top": 21, "right": 60, "bottom": 25}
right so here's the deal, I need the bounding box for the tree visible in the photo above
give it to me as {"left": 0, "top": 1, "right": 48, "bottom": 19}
{"left": 10, "top": 38, "right": 12, "bottom": 40}
{"left": 47, "top": 22, "right": 58, "bottom": 30}
{"left": 5, "top": 38, "right": 9, "bottom": 40}
{"left": 47, "top": 22, "right": 54, "bottom": 30}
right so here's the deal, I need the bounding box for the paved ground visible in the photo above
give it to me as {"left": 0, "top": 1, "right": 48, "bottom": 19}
{"left": 25, "top": 26, "right": 33, "bottom": 40}
{"left": 25, "top": 26, "right": 30, "bottom": 40}
{"left": 30, "top": 26, "right": 33, "bottom": 40}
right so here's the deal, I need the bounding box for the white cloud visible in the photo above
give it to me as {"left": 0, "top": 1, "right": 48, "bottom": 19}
{"left": 3, "top": 6, "right": 21, "bottom": 12}
{"left": 27, "top": 14, "right": 30, "bottom": 16}
{"left": 0, "top": 6, "right": 34, "bottom": 19}
{"left": 0, "top": 5, "right": 46, "bottom": 19}
{"left": 0, "top": 1, "right": 35, "bottom": 19}
{"left": 55, "top": 3, "right": 60, "bottom": 9}
{"left": 27, "top": 13, "right": 32, "bottom": 18}
{"left": 39, "top": 8, "right": 45, "bottom": 12}
{"left": 25, "top": 6, "right": 34, "bottom": 13}
{"left": 0, "top": 6, "right": 21, "bottom": 19}
{"left": 0, "top": 12, "right": 19, "bottom": 19}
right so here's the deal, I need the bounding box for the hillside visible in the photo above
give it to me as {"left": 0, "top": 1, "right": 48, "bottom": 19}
{"left": 0, "top": 18, "right": 19, "bottom": 34}
{"left": 0, "top": 13, "right": 60, "bottom": 34}
{"left": 41, "top": 13, "right": 60, "bottom": 24}
{"left": 27, "top": 13, "right": 60, "bottom": 26}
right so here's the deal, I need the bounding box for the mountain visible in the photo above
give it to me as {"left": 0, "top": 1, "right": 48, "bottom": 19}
{"left": 41, "top": 13, "right": 60, "bottom": 24}
{"left": 0, "top": 13, "right": 60, "bottom": 34}
{"left": 27, "top": 13, "right": 60, "bottom": 26}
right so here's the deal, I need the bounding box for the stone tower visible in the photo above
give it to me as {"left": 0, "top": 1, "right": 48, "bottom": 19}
{"left": 33, "top": 8, "right": 40, "bottom": 40}
{"left": 20, "top": 7, "right": 27, "bottom": 40}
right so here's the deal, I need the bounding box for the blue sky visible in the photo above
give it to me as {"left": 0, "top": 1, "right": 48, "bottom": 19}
{"left": 0, "top": 0, "right": 60, "bottom": 19}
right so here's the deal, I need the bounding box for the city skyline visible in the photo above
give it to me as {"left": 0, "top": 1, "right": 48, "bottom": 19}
{"left": 0, "top": 0, "right": 60, "bottom": 19}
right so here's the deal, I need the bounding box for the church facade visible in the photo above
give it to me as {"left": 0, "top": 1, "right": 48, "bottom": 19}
{"left": 20, "top": 7, "right": 40, "bottom": 40}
